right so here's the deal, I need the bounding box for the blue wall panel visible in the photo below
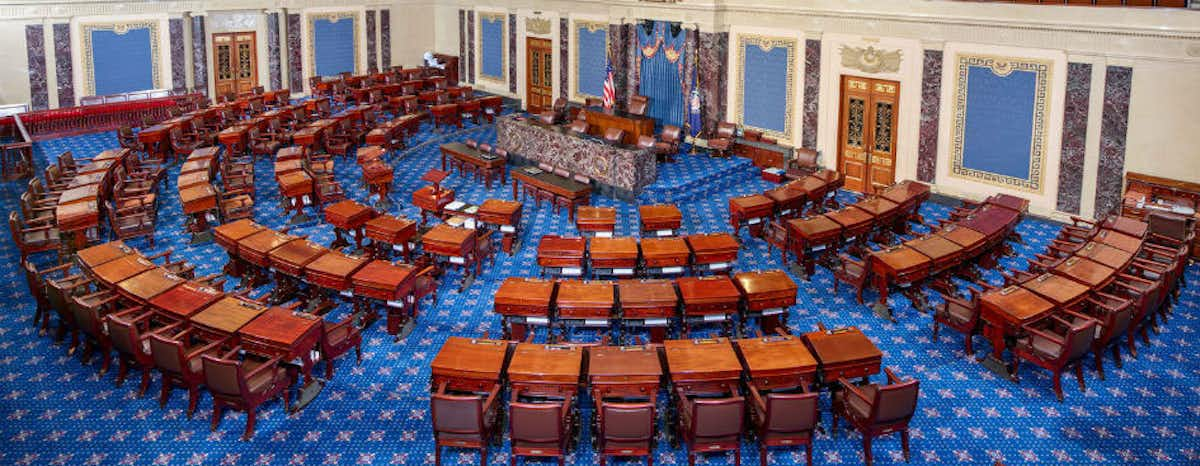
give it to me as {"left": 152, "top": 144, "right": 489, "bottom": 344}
{"left": 92, "top": 28, "right": 154, "bottom": 95}
{"left": 480, "top": 16, "right": 504, "bottom": 80}
{"left": 741, "top": 44, "right": 788, "bottom": 133}
{"left": 960, "top": 67, "right": 1037, "bottom": 181}
{"left": 314, "top": 18, "right": 355, "bottom": 77}
{"left": 576, "top": 27, "right": 607, "bottom": 97}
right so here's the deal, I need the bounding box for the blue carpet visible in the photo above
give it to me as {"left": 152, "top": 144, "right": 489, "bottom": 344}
{"left": 1, "top": 115, "right": 1197, "bottom": 465}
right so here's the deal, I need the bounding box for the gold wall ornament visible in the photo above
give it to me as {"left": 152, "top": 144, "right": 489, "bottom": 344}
{"left": 526, "top": 17, "right": 551, "bottom": 36}
{"left": 840, "top": 45, "right": 902, "bottom": 74}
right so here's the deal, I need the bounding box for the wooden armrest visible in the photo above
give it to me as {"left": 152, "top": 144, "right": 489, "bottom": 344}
{"left": 1149, "top": 233, "right": 1184, "bottom": 247}
{"left": 244, "top": 356, "right": 284, "bottom": 380}
{"left": 1020, "top": 325, "right": 1065, "bottom": 345}
{"left": 109, "top": 306, "right": 148, "bottom": 321}
{"left": 220, "top": 345, "right": 242, "bottom": 360}
{"left": 481, "top": 384, "right": 501, "bottom": 414}
{"left": 1061, "top": 308, "right": 1095, "bottom": 322}
{"left": 1069, "top": 216, "right": 1097, "bottom": 228}
{"left": 885, "top": 367, "right": 903, "bottom": 384}
{"left": 836, "top": 378, "right": 871, "bottom": 403}
{"left": 38, "top": 263, "right": 74, "bottom": 277}
{"left": 746, "top": 387, "right": 768, "bottom": 415}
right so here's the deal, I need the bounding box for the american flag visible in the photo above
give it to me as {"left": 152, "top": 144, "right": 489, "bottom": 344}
{"left": 602, "top": 59, "right": 615, "bottom": 110}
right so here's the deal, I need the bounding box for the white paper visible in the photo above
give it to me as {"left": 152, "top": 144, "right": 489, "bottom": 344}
{"left": 393, "top": 244, "right": 405, "bottom": 252}
{"left": 595, "top": 231, "right": 613, "bottom": 238}
{"left": 339, "top": 290, "right": 354, "bottom": 298}
{"left": 500, "top": 225, "right": 516, "bottom": 233}
{"left": 386, "top": 300, "right": 405, "bottom": 308}
{"left": 449, "top": 256, "right": 466, "bottom": 264}
{"left": 708, "top": 262, "right": 729, "bottom": 270}
{"left": 703, "top": 314, "right": 727, "bottom": 322}
{"left": 643, "top": 318, "right": 668, "bottom": 326}
{"left": 762, "top": 308, "right": 784, "bottom": 316}
{"left": 614, "top": 268, "right": 634, "bottom": 275}
{"left": 584, "top": 319, "right": 608, "bottom": 326}
{"left": 446, "top": 201, "right": 466, "bottom": 211}
{"left": 526, "top": 316, "right": 549, "bottom": 325}
{"left": 748, "top": 217, "right": 762, "bottom": 225}
{"left": 561, "top": 267, "right": 582, "bottom": 276}
{"left": 662, "top": 266, "right": 684, "bottom": 274}
{"left": 656, "top": 229, "right": 673, "bottom": 236}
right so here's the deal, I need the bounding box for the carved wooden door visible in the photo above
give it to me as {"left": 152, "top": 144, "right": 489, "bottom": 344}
{"left": 838, "top": 76, "right": 899, "bottom": 194}
{"left": 525, "top": 38, "right": 554, "bottom": 113}
{"left": 213, "top": 32, "right": 258, "bottom": 97}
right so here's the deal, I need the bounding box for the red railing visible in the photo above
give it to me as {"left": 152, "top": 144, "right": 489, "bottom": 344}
{"left": 0, "top": 93, "right": 201, "bottom": 142}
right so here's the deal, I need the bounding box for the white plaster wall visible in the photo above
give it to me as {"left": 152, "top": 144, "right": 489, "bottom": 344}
{"left": 1125, "top": 59, "right": 1200, "bottom": 185}
{"left": 0, "top": 22, "right": 34, "bottom": 106}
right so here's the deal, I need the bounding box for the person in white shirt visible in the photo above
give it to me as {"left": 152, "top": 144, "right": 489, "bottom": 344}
{"left": 423, "top": 52, "right": 445, "bottom": 70}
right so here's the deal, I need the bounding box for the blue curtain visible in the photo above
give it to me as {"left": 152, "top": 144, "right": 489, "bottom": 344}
{"left": 637, "top": 21, "right": 685, "bottom": 127}
{"left": 314, "top": 18, "right": 355, "bottom": 77}
{"left": 92, "top": 28, "right": 154, "bottom": 95}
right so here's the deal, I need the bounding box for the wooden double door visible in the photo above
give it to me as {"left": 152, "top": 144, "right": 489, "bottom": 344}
{"left": 837, "top": 75, "right": 899, "bottom": 194}
{"left": 526, "top": 38, "right": 554, "bottom": 113}
{"left": 213, "top": 32, "right": 258, "bottom": 97}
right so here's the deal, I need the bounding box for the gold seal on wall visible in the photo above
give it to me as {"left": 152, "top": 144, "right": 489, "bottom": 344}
{"left": 526, "top": 18, "right": 551, "bottom": 36}
{"left": 840, "top": 45, "right": 902, "bottom": 74}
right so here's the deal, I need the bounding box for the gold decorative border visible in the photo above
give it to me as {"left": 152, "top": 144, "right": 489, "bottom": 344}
{"left": 80, "top": 21, "right": 161, "bottom": 97}
{"left": 949, "top": 53, "right": 1052, "bottom": 194}
{"left": 572, "top": 20, "right": 609, "bottom": 102}
{"left": 734, "top": 33, "right": 797, "bottom": 141}
{"left": 477, "top": 12, "right": 507, "bottom": 85}
{"left": 307, "top": 12, "right": 360, "bottom": 77}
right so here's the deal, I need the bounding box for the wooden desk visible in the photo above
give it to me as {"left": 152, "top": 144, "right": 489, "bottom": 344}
{"left": 177, "top": 170, "right": 210, "bottom": 190}
{"left": 904, "top": 235, "right": 963, "bottom": 275}
{"left": 1022, "top": 273, "right": 1090, "bottom": 309}
{"left": 554, "top": 280, "right": 616, "bottom": 335}
{"left": 431, "top": 337, "right": 510, "bottom": 393}
{"left": 179, "top": 184, "right": 218, "bottom": 238}
{"left": 304, "top": 250, "right": 369, "bottom": 293}
{"left": 640, "top": 237, "right": 690, "bottom": 276}
{"left": 589, "top": 237, "right": 639, "bottom": 277}
{"left": 639, "top": 204, "right": 682, "bottom": 236}
{"left": 617, "top": 279, "right": 679, "bottom": 343}
{"left": 801, "top": 327, "right": 883, "bottom": 384}
{"left": 869, "top": 246, "right": 931, "bottom": 318}
{"left": 537, "top": 236, "right": 587, "bottom": 277}
{"left": 351, "top": 260, "right": 421, "bottom": 336}
{"left": 879, "top": 180, "right": 931, "bottom": 224}
{"left": 238, "top": 307, "right": 323, "bottom": 384}
{"left": 685, "top": 233, "right": 739, "bottom": 274}
{"left": 588, "top": 345, "right": 663, "bottom": 401}
{"left": 939, "top": 225, "right": 987, "bottom": 261}
{"left": 1102, "top": 216, "right": 1148, "bottom": 239}
{"left": 729, "top": 194, "right": 775, "bottom": 237}
{"left": 736, "top": 334, "right": 818, "bottom": 390}
{"left": 786, "top": 215, "right": 842, "bottom": 278}
{"left": 733, "top": 138, "right": 793, "bottom": 169}
{"left": 512, "top": 167, "right": 592, "bottom": 221}
{"left": 1053, "top": 256, "right": 1117, "bottom": 289}
{"left": 987, "top": 193, "right": 1031, "bottom": 213}
{"left": 440, "top": 142, "right": 507, "bottom": 189}
{"left": 494, "top": 277, "right": 556, "bottom": 341}
{"left": 277, "top": 170, "right": 314, "bottom": 224}
{"left": 1074, "top": 241, "right": 1135, "bottom": 271}
{"left": 323, "top": 200, "right": 377, "bottom": 250}
{"left": 267, "top": 239, "right": 328, "bottom": 304}
{"left": 853, "top": 197, "right": 901, "bottom": 233}
{"left": 979, "top": 286, "right": 1056, "bottom": 379}
{"left": 733, "top": 269, "right": 798, "bottom": 334}
{"left": 422, "top": 224, "right": 479, "bottom": 286}
{"left": 576, "top": 206, "right": 617, "bottom": 236}
{"left": 88, "top": 255, "right": 155, "bottom": 288}
{"left": 363, "top": 214, "right": 418, "bottom": 261}
{"left": 411, "top": 184, "right": 455, "bottom": 226}
{"left": 190, "top": 296, "right": 269, "bottom": 341}
{"left": 476, "top": 199, "right": 523, "bottom": 255}
{"left": 507, "top": 343, "right": 584, "bottom": 399}
{"left": 217, "top": 124, "right": 251, "bottom": 155}
{"left": 115, "top": 267, "right": 185, "bottom": 304}
{"left": 213, "top": 219, "right": 265, "bottom": 277}
{"left": 362, "top": 161, "right": 396, "bottom": 209}
{"left": 825, "top": 206, "right": 876, "bottom": 243}
{"left": 676, "top": 276, "right": 741, "bottom": 336}
{"left": 957, "top": 206, "right": 1020, "bottom": 244}
{"left": 75, "top": 240, "right": 133, "bottom": 269}
{"left": 579, "top": 108, "right": 655, "bottom": 145}
{"left": 1093, "top": 229, "right": 1142, "bottom": 253}
{"left": 238, "top": 230, "right": 300, "bottom": 268}
{"left": 148, "top": 281, "right": 223, "bottom": 321}
{"left": 663, "top": 338, "right": 742, "bottom": 394}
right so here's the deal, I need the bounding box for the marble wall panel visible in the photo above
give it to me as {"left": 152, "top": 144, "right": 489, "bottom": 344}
{"left": 917, "top": 49, "right": 943, "bottom": 183}
{"left": 509, "top": 14, "right": 517, "bottom": 94}
{"left": 366, "top": 10, "right": 377, "bottom": 72}
{"left": 1095, "top": 66, "right": 1132, "bottom": 217}
{"left": 381, "top": 10, "right": 391, "bottom": 68}
{"left": 559, "top": 18, "right": 569, "bottom": 100}
{"left": 288, "top": 13, "right": 302, "bottom": 91}
{"left": 191, "top": 16, "right": 208, "bottom": 95}
{"left": 26, "top": 24, "right": 47, "bottom": 110}
{"left": 1056, "top": 62, "right": 1092, "bottom": 214}
{"left": 467, "top": 11, "right": 475, "bottom": 84}
{"left": 802, "top": 39, "right": 821, "bottom": 149}
{"left": 458, "top": 10, "right": 465, "bottom": 81}
{"left": 266, "top": 12, "right": 282, "bottom": 90}
{"left": 54, "top": 23, "right": 75, "bottom": 106}
{"left": 697, "top": 31, "right": 727, "bottom": 136}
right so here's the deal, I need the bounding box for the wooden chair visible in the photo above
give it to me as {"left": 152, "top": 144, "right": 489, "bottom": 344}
{"left": 148, "top": 329, "right": 226, "bottom": 418}
{"left": 656, "top": 125, "right": 682, "bottom": 162}
{"left": 248, "top": 127, "right": 282, "bottom": 161}
{"left": 603, "top": 128, "right": 625, "bottom": 144}
{"left": 69, "top": 288, "right": 119, "bottom": 372}
{"left": 319, "top": 315, "right": 363, "bottom": 379}
{"left": 568, "top": 120, "right": 590, "bottom": 135}
{"left": 510, "top": 399, "right": 574, "bottom": 466}
{"left": 57, "top": 151, "right": 85, "bottom": 177}
{"left": 628, "top": 95, "right": 649, "bottom": 116}
{"left": 9, "top": 211, "right": 59, "bottom": 262}
{"left": 169, "top": 127, "right": 201, "bottom": 161}
{"left": 19, "top": 191, "right": 56, "bottom": 224}
{"left": 749, "top": 388, "right": 819, "bottom": 466}
{"left": 325, "top": 120, "right": 356, "bottom": 159}
{"left": 596, "top": 401, "right": 655, "bottom": 466}
{"left": 313, "top": 174, "right": 347, "bottom": 207}
{"left": 105, "top": 200, "right": 156, "bottom": 246}
{"left": 219, "top": 192, "right": 255, "bottom": 223}
{"left": 202, "top": 348, "right": 294, "bottom": 440}
{"left": 117, "top": 126, "right": 145, "bottom": 153}
{"left": 459, "top": 99, "right": 482, "bottom": 124}
{"left": 1063, "top": 292, "right": 1133, "bottom": 381}
{"left": 675, "top": 388, "right": 745, "bottom": 466}
{"left": 431, "top": 382, "right": 501, "bottom": 466}
{"left": 709, "top": 122, "right": 737, "bottom": 158}
{"left": 1012, "top": 316, "right": 1097, "bottom": 401}
{"left": 786, "top": 148, "right": 820, "bottom": 180}
{"left": 104, "top": 306, "right": 172, "bottom": 397}
{"left": 22, "top": 261, "right": 72, "bottom": 336}
{"left": 763, "top": 220, "right": 791, "bottom": 265}
{"left": 832, "top": 254, "right": 870, "bottom": 304}
{"left": 586, "top": 97, "right": 604, "bottom": 108}
{"left": 931, "top": 287, "right": 983, "bottom": 355}
{"left": 45, "top": 265, "right": 90, "bottom": 345}
{"left": 833, "top": 368, "right": 920, "bottom": 466}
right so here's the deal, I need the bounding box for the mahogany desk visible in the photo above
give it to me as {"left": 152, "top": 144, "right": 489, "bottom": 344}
{"left": 589, "top": 237, "right": 639, "bottom": 278}
{"left": 88, "top": 255, "right": 155, "bottom": 289}
{"left": 512, "top": 167, "right": 592, "bottom": 221}
{"left": 1074, "top": 241, "right": 1135, "bottom": 270}
{"left": 869, "top": 246, "right": 931, "bottom": 319}
{"left": 212, "top": 219, "right": 265, "bottom": 278}
{"left": 351, "top": 260, "right": 421, "bottom": 336}
{"left": 277, "top": 170, "right": 314, "bottom": 224}
{"left": 148, "top": 281, "right": 223, "bottom": 322}
{"left": 507, "top": 343, "right": 584, "bottom": 399}
{"left": 179, "top": 184, "right": 218, "bottom": 242}
{"left": 1053, "top": 256, "right": 1117, "bottom": 290}
{"left": 362, "top": 160, "right": 395, "bottom": 209}
{"left": 238, "top": 307, "right": 323, "bottom": 385}
{"left": 238, "top": 229, "right": 299, "bottom": 268}
{"left": 363, "top": 214, "right": 417, "bottom": 261}
{"left": 786, "top": 215, "right": 842, "bottom": 279}
{"left": 788, "top": 176, "right": 831, "bottom": 214}
{"left": 323, "top": 200, "right": 377, "bottom": 250}
{"left": 879, "top": 180, "right": 931, "bottom": 226}
{"left": 676, "top": 275, "right": 741, "bottom": 337}
{"left": 431, "top": 336, "right": 511, "bottom": 393}
{"left": 853, "top": 197, "right": 902, "bottom": 237}
{"left": 412, "top": 172, "right": 455, "bottom": 226}
{"left": 685, "top": 233, "right": 739, "bottom": 275}
{"left": 303, "top": 250, "right": 370, "bottom": 312}
{"left": 905, "top": 235, "right": 963, "bottom": 276}
{"left": 825, "top": 205, "right": 876, "bottom": 245}
{"left": 440, "top": 142, "right": 507, "bottom": 189}
{"left": 957, "top": 206, "right": 1020, "bottom": 245}
{"left": 736, "top": 334, "right": 818, "bottom": 391}
{"left": 639, "top": 204, "right": 682, "bottom": 236}
{"left": 663, "top": 338, "right": 742, "bottom": 394}
{"left": 979, "top": 286, "right": 1056, "bottom": 379}
{"left": 422, "top": 224, "right": 479, "bottom": 290}
{"left": 575, "top": 206, "right": 617, "bottom": 237}
{"left": 494, "top": 277, "right": 556, "bottom": 341}
{"left": 640, "top": 237, "right": 690, "bottom": 277}
{"left": 537, "top": 236, "right": 587, "bottom": 277}
{"left": 588, "top": 345, "right": 663, "bottom": 402}
{"left": 729, "top": 194, "right": 775, "bottom": 237}
{"left": 75, "top": 240, "right": 133, "bottom": 269}
{"left": 939, "top": 225, "right": 987, "bottom": 263}
{"left": 115, "top": 267, "right": 185, "bottom": 305}
{"left": 554, "top": 280, "right": 616, "bottom": 339}
{"left": 476, "top": 199, "right": 523, "bottom": 255}
{"left": 267, "top": 239, "right": 329, "bottom": 305}
{"left": 1102, "top": 216, "right": 1148, "bottom": 239}
{"left": 55, "top": 197, "right": 99, "bottom": 251}
{"left": 579, "top": 108, "right": 655, "bottom": 145}
{"left": 733, "top": 269, "right": 798, "bottom": 334}
{"left": 987, "top": 193, "right": 1031, "bottom": 213}
{"left": 176, "top": 170, "right": 210, "bottom": 190}
{"left": 765, "top": 185, "right": 806, "bottom": 220}
{"left": 180, "top": 158, "right": 212, "bottom": 177}
{"left": 190, "top": 296, "right": 269, "bottom": 341}
{"left": 617, "top": 279, "right": 679, "bottom": 343}
{"left": 218, "top": 124, "right": 251, "bottom": 156}
{"left": 1093, "top": 229, "right": 1143, "bottom": 253}
{"left": 801, "top": 326, "right": 883, "bottom": 385}
{"left": 1021, "top": 273, "right": 1090, "bottom": 309}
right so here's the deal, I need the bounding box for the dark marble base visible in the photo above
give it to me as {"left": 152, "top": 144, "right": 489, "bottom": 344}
{"left": 381, "top": 10, "right": 391, "bottom": 68}
{"left": 267, "top": 12, "right": 281, "bottom": 90}
{"left": 366, "top": 10, "right": 377, "bottom": 73}
{"left": 191, "top": 16, "right": 208, "bottom": 95}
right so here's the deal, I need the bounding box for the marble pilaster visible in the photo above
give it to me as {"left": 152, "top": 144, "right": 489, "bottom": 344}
{"left": 1056, "top": 62, "right": 1092, "bottom": 214}
{"left": 917, "top": 50, "right": 943, "bottom": 183}
{"left": 1094, "top": 65, "right": 1133, "bottom": 218}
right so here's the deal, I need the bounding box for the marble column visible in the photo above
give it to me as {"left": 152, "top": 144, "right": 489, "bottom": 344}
{"left": 288, "top": 13, "right": 302, "bottom": 91}
{"left": 26, "top": 24, "right": 48, "bottom": 110}
{"left": 1094, "top": 65, "right": 1133, "bottom": 218}
{"left": 267, "top": 12, "right": 282, "bottom": 91}
{"left": 508, "top": 14, "right": 517, "bottom": 94}
{"left": 697, "top": 31, "right": 727, "bottom": 136}
{"left": 608, "top": 24, "right": 624, "bottom": 106}
{"left": 467, "top": 11, "right": 475, "bottom": 84}
{"left": 54, "top": 23, "right": 74, "bottom": 106}
{"left": 624, "top": 24, "right": 639, "bottom": 109}
{"left": 366, "top": 10, "right": 377, "bottom": 73}
{"left": 380, "top": 10, "right": 391, "bottom": 68}
{"left": 191, "top": 16, "right": 208, "bottom": 96}
{"left": 916, "top": 50, "right": 944, "bottom": 183}
{"left": 458, "top": 10, "right": 465, "bottom": 78}
{"left": 1056, "top": 62, "right": 1092, "bottom": 214}
{"left": 559, "top": 18, "right": 569, "bottom": 100}
{"left": 168, "top": 19, "right": 186, "bottom": 93}
{"left": 801, "top": 39, "right": 822, "bottom": 149}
